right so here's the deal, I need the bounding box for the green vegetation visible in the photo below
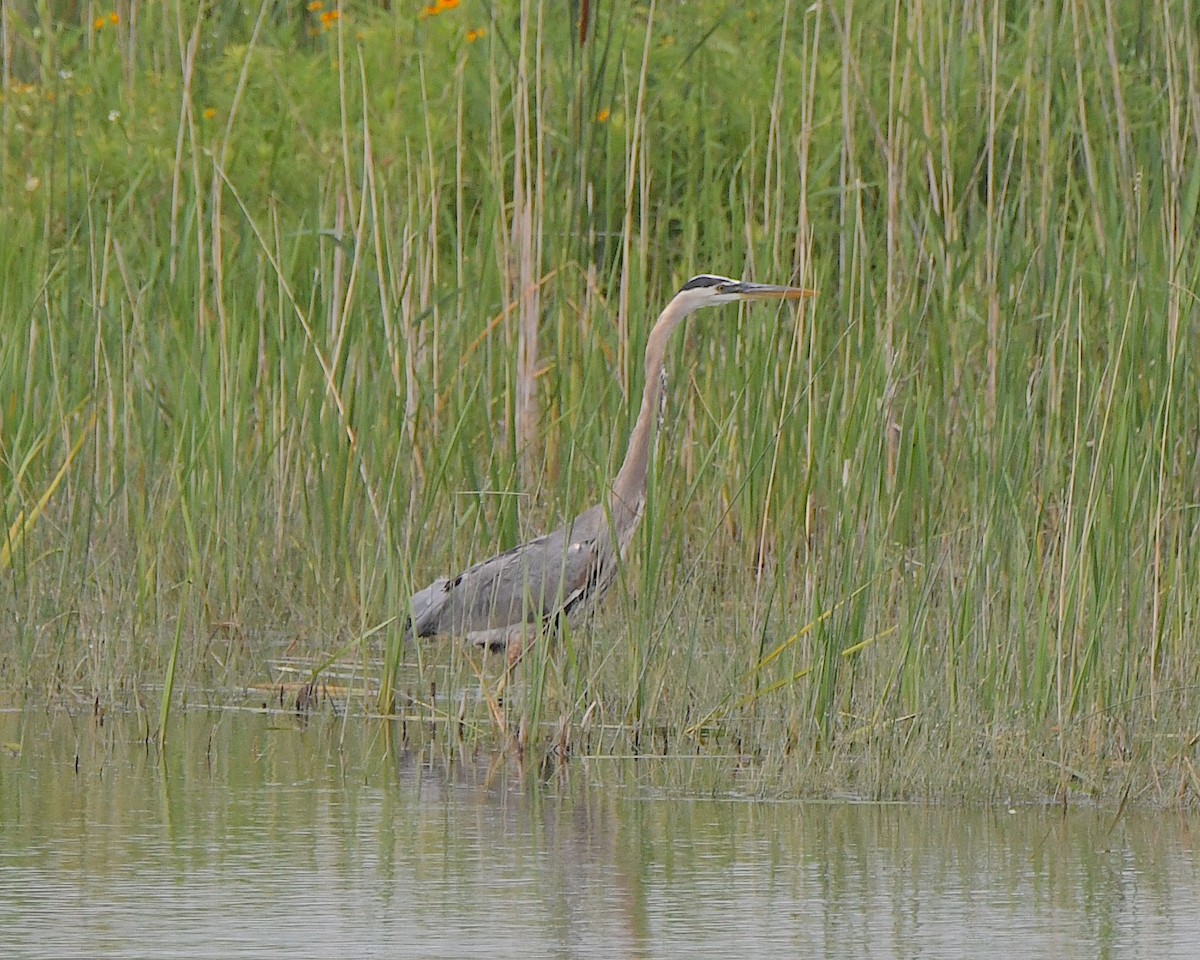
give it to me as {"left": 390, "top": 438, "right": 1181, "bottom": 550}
{"left": 2, "top": 0, "right": 1199, "bottom": 804}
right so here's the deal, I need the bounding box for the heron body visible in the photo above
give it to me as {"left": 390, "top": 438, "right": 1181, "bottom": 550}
{"left": 407, "top": 275, "right": 815, "bottom": 661}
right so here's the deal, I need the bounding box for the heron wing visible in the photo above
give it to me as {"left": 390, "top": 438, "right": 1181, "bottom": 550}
{"left": 408, "top": 521, "right": 604, "bottom": 639}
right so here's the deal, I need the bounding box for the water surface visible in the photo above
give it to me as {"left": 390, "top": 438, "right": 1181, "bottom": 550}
{"left": 1, "top": 709, "right": 1196, "bottom": 958}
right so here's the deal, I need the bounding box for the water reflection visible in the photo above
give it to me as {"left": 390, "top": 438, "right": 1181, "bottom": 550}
{"left": 0, "top": 709, "right": 1196, "bottom": 959}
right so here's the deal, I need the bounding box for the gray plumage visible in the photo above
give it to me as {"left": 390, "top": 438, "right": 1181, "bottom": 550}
{"left": 407, "top": 275, "right": 816, "bottom": 660}
{"left": 408, "top": 499, "right": 631, "bottom": 652}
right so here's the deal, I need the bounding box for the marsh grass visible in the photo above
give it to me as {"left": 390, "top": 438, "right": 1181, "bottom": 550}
{"left": 3, "top": 0, "right": 1200, "bottom": 802}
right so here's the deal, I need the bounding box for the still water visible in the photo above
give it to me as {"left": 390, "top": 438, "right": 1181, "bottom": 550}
{"left": 1, "top": 708, "right": 1197, "bottom": 959}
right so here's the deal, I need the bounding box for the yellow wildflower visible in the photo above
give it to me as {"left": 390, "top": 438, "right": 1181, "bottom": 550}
{"left": 203, "top": 108, "right": 217, "bottom": 120}
{"left": 596, "top": 108, "right": 611, "bottom": 123}
{"left": 307, "top": 0, "right": 324, "bottom": 8}
{"left": 466, "top": 27, "right": 486, "bottom": 42}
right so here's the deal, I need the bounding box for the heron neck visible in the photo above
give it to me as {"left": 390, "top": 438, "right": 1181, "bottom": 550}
{"left": 610, "top": 296, "right": 689, "bottom": 516}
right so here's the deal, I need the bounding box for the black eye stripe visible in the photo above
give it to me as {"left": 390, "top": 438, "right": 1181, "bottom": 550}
{"left": 681, "top": 275, "right": 731, "bottom": 291}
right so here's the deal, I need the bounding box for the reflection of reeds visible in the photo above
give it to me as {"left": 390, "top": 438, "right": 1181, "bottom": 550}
{"left": 2, "top": 2, "right": 1199, "bottom": 800}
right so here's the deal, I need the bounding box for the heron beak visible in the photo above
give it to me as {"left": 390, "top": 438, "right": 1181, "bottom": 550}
{"left": 725, "top": 281, "right": 818, "bottom": 300}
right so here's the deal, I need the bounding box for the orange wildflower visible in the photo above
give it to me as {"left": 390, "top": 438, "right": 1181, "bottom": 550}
{"left": 420, "top": 0, "right": 461, "bottom": 18}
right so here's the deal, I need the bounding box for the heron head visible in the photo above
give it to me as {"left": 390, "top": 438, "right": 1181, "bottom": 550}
{"left": 676, "top": 274, "right": 817, "bottom": 308}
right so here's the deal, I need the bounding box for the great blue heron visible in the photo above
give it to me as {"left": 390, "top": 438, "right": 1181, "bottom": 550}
{"left": 407, "top": 275, "right": 816, "bottom": 662}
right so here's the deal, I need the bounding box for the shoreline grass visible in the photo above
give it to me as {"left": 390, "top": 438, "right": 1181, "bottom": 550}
{"left": 2, "top": 0, "right": 1200, "bottom": 804}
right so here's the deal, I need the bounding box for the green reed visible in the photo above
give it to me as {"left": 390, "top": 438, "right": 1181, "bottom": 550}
{"left": 2, "top": 0, "right": 1199, "bottom": 802}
